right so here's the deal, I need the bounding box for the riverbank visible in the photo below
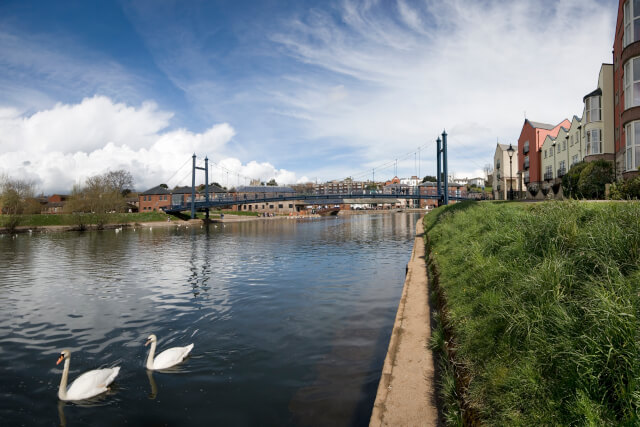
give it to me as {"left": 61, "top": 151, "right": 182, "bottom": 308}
{"left": 369, "top": 217, "right": 438, "bottom": 426}
{"left": 425, "top": 200, "right": 640, "bottom": 425}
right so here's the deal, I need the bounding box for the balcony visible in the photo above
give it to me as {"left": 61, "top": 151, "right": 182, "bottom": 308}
{"left": 544, "top": 171, "right": 553, "bottom": 181}
{"left": 557, "top": 168, "right": 566, "bottom": 177}
{"left": 524, "top": 176, "right": 530, "bottom": 184}
{"left": 496, "top": 161, "right": 501, "bottom": 169}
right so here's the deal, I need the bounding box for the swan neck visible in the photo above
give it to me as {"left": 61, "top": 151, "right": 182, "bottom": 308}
{"left": 58, "top": 357, "right": 69, "bottom": 400}
{"left": 146, "top": 341, "right": 157, "bottom": 369}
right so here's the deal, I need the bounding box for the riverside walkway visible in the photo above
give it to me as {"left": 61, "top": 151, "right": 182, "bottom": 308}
{"left": 370, "top": 218, "right": 438, "bottom": 426}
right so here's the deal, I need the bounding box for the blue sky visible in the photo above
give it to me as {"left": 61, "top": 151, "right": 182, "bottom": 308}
{"left": 0, "top": 0, "right": 618, "bottom": 193}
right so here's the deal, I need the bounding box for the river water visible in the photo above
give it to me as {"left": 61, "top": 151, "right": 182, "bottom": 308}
{"left": 0, "top": 212, "right": 421, "bottom": 426}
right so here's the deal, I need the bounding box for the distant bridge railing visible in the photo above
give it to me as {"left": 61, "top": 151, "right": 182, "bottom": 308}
{"left": 162, "top": 191, "right": 469, "bottom": 213}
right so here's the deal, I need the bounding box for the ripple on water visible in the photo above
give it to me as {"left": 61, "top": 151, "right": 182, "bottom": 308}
{"left": 0, "top": 213, "right": 421, "bottom": 426}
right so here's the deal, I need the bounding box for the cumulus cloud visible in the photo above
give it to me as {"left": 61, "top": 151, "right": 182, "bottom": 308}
{"left": 0, "top": 96, "right": 299, "bottom": 193}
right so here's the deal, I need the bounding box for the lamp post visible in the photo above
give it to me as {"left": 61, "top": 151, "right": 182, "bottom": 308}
{"left": 506, "top": 144, "right": 515, "bottom": 200}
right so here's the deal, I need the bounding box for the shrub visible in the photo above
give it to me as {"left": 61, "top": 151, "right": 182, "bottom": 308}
{"left": 610, "top": 176, "right": 640, "bottom": 200}
{"left": 562, "top": 162, "right": 588, "bottom": 198}
{"left": 577, "top": 159, "right": 614, "bottom": 199}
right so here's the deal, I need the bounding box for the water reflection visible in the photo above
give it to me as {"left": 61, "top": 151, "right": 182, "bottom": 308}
{"left": 0, "top": 213, "right": 421, "bottom": 426}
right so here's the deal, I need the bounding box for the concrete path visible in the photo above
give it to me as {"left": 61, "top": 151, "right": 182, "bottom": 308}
{"left": 370, "top": 218, "right": 438, "bottom": 426}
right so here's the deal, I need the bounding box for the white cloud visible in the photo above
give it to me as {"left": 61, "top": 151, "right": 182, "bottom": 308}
{"left": 0, "top": 96, "right": 300, "bottom": 193}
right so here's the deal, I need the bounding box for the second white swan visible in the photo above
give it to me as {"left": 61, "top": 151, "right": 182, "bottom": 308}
{"left": 145, "top": 334, "right": 194, "bottom": 370}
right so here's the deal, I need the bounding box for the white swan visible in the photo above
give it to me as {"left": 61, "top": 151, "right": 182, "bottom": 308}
{"left": 145, "top": 334, "right": 194, "bottom": 370}
{"left": 56, "top": 350, "right": 120, "bottom": 401}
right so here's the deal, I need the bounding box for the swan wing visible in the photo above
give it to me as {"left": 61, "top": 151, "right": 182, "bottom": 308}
{"left": 66, "top": 367, "right": 120, "bottom": 400}
{"left": 152, "top": 344, "right": 194, "bottom": 370}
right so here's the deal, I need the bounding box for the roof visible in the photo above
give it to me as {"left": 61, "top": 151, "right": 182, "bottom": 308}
{"left": 498, "top": 143, "right": 516, "bottom": 151}
{"left": 526, "top": 120, "right": 556, "bottom": 130}
{"left": 141, "top": 185, "right": 171, "bottom": 195}
{"left": 419, "top": 182, "right": 464, "bottom": 187}
{"left": 171, "top": 186, "right": 194, "bottom": 194}
{"left": 583, "top": 87, "right": 602, "bottom": 101}
{"left": 235, "top": 186, "right": 295, "bottom": 193}
{"left": 199, "top": 184, "right": 226, "bottom": 193}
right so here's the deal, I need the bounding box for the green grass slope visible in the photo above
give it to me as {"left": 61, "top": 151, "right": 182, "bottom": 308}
{"left": 425, "top": 201, "right": 640, "bottom": 425}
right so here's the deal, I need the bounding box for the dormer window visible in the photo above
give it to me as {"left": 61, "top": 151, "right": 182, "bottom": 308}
{"left": 624, "top": 0, "right": 640, "bottom": 48}
{"left": 586, "top": 96, "right": 601, "bottom": 122}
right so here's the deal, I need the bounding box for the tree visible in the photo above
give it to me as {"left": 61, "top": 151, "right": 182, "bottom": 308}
{"left": 103, "top": 170, "right": 134, "bottom": 196}
{"left": 483, "top": 163, "right": 494, "bottom": 182}
{"left": 65, "top": 171, "right": 129, "bottom": 215}
{"left": 159, "top": 183, "right": 168, "bottom": 189}
{"left": 422, "top": 175, "right": 437, "bottom": 183}
{"left": 266, "top": 179, "right": 278, "bottom": 186}
{"left": 0, "top": 175, "right": 38, "bottom": 215}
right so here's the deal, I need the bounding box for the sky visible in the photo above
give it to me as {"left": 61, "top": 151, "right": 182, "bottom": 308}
{"left": 0, "top": 0, "right": 619, "bottom": 194}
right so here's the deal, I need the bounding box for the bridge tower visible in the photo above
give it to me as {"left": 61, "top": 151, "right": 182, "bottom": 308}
{"left": 436, "top": 130, "right": 449, "bottom": 206}
{"left": 191, "top": 154, "right": 210, "bottom": 219}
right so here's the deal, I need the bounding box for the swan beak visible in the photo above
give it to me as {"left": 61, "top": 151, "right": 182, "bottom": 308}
{"left": 56, "top": 354, "right": 64, "bottom": 365}
{"left": 145, "top": 339, "right": 151, "bottom": 347}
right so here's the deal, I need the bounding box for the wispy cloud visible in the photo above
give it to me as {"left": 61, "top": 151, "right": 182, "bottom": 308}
{"left": 268, "top": 0, "right": 616, "bottom": 178}
{"left": 0, "top": 30, "right": 146, "bottom": 111}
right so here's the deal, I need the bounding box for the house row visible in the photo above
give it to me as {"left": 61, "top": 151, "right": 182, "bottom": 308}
{"left": 494, "top": 1, "right": 640, "bottom": 199}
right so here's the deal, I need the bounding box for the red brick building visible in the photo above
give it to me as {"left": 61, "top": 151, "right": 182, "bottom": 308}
{"left": 418, "top": 182, "right": 467, "bottom": 209}
{"left": 517, "top": 119, "right": 570, "bottom": 193}
{"left": 613, "top": 0, "right": 640, "bottom": 180}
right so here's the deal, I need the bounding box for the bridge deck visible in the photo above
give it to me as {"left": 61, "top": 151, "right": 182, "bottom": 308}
{"left": 162, "top": 193, "right": 467, "bottom": 213}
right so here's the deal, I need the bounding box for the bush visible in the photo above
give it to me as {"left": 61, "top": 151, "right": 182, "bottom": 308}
{"left": 562, "top": 162, "right": 588, "bottom": 198}
{"left": 610, "top": 176, "right": 640, "bottom": 200}
{"left": 577, "top": 160, "right": 614, "bottom": 199}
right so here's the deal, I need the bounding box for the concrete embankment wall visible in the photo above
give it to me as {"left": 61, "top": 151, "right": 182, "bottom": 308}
{"left": 369, "top": 218, "right": 438, "bottom": 426}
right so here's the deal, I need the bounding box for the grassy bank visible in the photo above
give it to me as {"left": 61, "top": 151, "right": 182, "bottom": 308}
{"left": 425, "top": 201, "right": 639, "bottom": 425}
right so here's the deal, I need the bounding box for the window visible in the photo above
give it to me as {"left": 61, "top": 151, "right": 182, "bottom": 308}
{"left": 545, "top": 165, "right": 553, "bottom": 180}
{"left": 586, "top": 96, "right": 601, "bottom": 122}
{"left": 624, "top": 0, "right": 640, "bottom": 48}
{"left": 624, "top": 57, "right": 640, "bottom": 109}
{"left": 625, "top": 121, "right": 640, "bottom": 170}
{"left": 559, "top": 160, "right": 566, "bottom": 176}
{"left": 278, "top": 204, "right": 283, "bottom": 208}
{"left": 288, "top": 204, "right": 293, "bottom": 208}
{"left": 523, "top": 141, "right": 529, "bottom": 153}
{"left": 586, "top": 129, "right": 602, "bottom": 155}
{"left": 544, "top": 149, "right": 547, "bottom": 158}
{"left": 572, "top": 154, "right": 579, "bottom": 165}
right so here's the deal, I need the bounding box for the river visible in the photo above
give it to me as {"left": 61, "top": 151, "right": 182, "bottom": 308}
{"left": 0, "top": 212, "right": 421, "bottom": 426}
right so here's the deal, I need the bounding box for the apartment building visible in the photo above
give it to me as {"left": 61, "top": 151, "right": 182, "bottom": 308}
{"left": 614, "top": 0, "right": 640, "bottom": 180}
{"left": 517, "top": 119, "right": 571, "bottom": 196}
{"left": 493, "top": 143, "right": 519, "bottom": 200}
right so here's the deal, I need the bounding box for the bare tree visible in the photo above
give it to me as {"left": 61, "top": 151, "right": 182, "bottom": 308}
{"left": 0, "top": 175, "right": 38, "bottom": 215}
{"left": 65, "top": 171, "right": 129, "bottom": 215}
{"left": 483, "top": 163, "right": 494, "bottom": 182}
{"left": 103, "top": 170, "right": 134, "bottom": 196}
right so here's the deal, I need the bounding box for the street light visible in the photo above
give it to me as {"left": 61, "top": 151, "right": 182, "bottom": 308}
{"left": 506, "top": 144, "right": 515, "bottom": 200}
